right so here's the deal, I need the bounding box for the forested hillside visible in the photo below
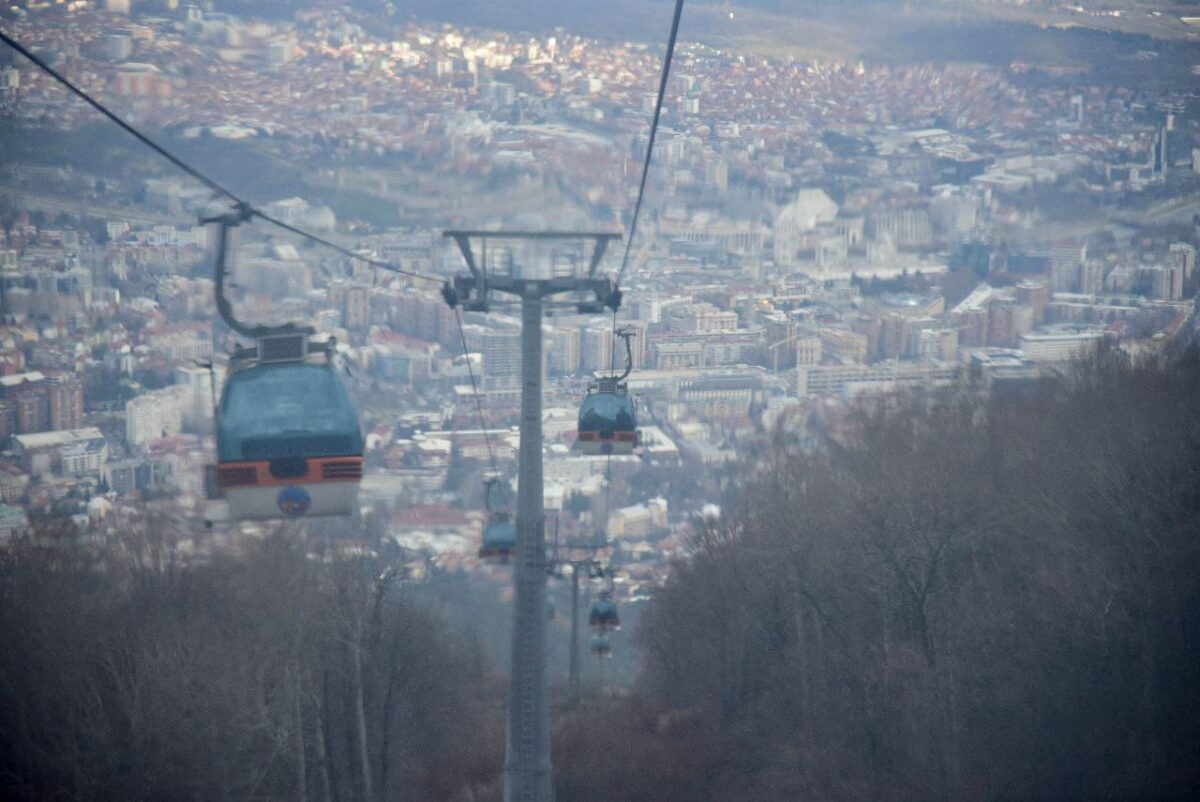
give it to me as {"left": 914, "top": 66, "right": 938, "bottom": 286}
{"left": 0, "top": 530, "right": 503, "bottom": 801}
{"left": 3, "top": 344, "right": 1198, "bottom": 801}
{"left": 600, "top": 343, "right": 1200, "bottom": 800}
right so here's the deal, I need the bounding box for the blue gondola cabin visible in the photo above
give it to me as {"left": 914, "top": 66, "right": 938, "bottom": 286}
{"left": 577, "top": 378, "right": 638, "bottom": 456}
{"left": 216, "top": 333, "right": 364, "bottom": 520}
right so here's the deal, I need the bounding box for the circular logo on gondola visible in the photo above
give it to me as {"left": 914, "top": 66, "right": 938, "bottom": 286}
{"left": 600, "top": 441, "right": 614, "bottom": 455}
{"left": 277, "top": 485, "right": 312, "bottom": 516}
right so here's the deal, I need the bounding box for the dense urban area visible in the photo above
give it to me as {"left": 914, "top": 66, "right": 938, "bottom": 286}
{"left": 1, "top": 0, "right": 1200, "bottom": 800}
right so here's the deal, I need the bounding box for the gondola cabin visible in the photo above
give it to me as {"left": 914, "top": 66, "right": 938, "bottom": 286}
{"left": 589, "top": 634, "right": 612, "bottom": 658}
{"left": 577, "top": 377, "right": 638, "bottom": 456}
{"left": 215, "top": 333, "right": 364, "bottom": 520}
{"left": 479, "top": 511, "right": 517, "bottom": 561}
{"left": 588, "top": 595, "right": 621, "bottom": 631}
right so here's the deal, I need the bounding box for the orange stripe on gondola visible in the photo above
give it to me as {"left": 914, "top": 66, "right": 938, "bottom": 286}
{"left": 322, "top": 460, "right": 364, "bottom": 480}
{"left": 578, "top": 431, "right": 635, "bottom": 442}
{"left": 217, "top": 465, "right": 258, "bottom": 487}
{"left": 218, "top": 456, "right": 364, "bottom": 488}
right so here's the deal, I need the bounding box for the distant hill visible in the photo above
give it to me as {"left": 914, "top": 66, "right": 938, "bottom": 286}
{"left": 209, "top": 1, "right": 929, "bottom": 41}
{"left": 208, "top": 1, "right": 676, "bottom": 35}
{"left": 205, "top": 0, "right": 1200, "bottom": 88}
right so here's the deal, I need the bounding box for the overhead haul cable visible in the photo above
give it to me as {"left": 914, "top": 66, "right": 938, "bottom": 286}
{"left": 453, "top": 308, "right": 501, "bottom": 480}
{"left": 614, "top": 0, "right": 686, "bottom": 288}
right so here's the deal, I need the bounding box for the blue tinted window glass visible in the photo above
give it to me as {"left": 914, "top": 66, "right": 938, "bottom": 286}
{"left": 217, "top": 363, "right": 362, "bottom": 460}
{"left": 484, "top": 522, "right": 517, "bottom": 547}
{"left": 578, "top": 393, "right": 636, "bottom": 433}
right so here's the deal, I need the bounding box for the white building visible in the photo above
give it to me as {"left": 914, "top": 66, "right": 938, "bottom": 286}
{"left": 550, "top": 326, "right": 581, "bottom": 375}
{"left": 797, "top": 360, "right": 958, "bottom": 397}
{"left": 174, "top": 364, "right": 214, "bottom": 430}
{"left": 13, "top": 428, "right": 108, "bottom": 478}
{"left": 580, "top": 324, "right": 614, "bottom": 374}
{"left": 773, "top": 189, "right": 839, "bottom": 267}
{"left": 609, "top": 497, "right": 669, "bottom": 539}
{"left": 125, "top": 388, "right": 184, "bottom": 447}
{"left": 482, "top": 327, "right": 521, "bottom": 399}
{"left": 153, "top": 329, "right": 213, "bottom": 362}
{"left": 1018, "top": 331, "right": 1104, "bottom": 362}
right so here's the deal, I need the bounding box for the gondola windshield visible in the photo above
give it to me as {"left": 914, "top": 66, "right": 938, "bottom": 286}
{"left": 218, "top": 363, "right": 363, "bottom": 461}
{"left": 578, "top": 392, "right": 635, "bottom": 434}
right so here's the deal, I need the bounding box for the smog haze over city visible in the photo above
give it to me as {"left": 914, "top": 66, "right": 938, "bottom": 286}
{"left": 2, "top": 1, "right": 1200, "bottom": 800}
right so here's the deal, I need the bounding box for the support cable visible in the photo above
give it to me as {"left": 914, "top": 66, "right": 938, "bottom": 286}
{"left": 614, "top": 0, "right": 686, "bottom": 288}
{"left": 453, "top": 308, "right": 501, "bottom": 481}
{"left": 602, "top": 310, "right": 618, "bottom": 548}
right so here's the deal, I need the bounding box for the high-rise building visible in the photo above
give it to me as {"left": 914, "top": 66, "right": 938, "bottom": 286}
{"left": 633, "top": 293, "right": 661, "bottom": 324}
{"left": 1048, "top": 252, "right": 1082, "bottom": 292}
{"left": 1016, "top": 281, "right": 1051, "bottom": 324}
{"left": 483, "top": 328, "right": 521, "bottom": 398}
{"left": 125, "top": 388, "right": 184, "bottom": 447}
{"left": 1155, "top": 114, "right": 1174, "bottom": 176}
{"left": 105, "top": 34, "right": 132, "bottom": 62}
{"left": 1079, "top": 260, "right": 1106, "bottom": 296}
{"left": 580, "top": 324, "right": 614, "bottom": 374}
{"left": 47, "top": 376, "right": 84, "bottom": 432}
{"left": 330, "top": 282, "right": 370, "bottom": 330}
{"left": 0, "top": 373, "right": 81, "bottom": 436}
{"left": 955, "top": 307, "right": 989, "bottom": 348}
{"left": 1169, "top": 243, "right": 1196, "bottom": 284}
{"left": 0, "top": 400, "right": 15, "bottom": 444}
{"left": 14, "top": 389, "right": 47, "bottom": 434}
{"left": 877, "top": 314, "right": 909, "bottom": 360}
{"left": 174, "top": 365, "right": 213, "bottom": 431}
{"left": 988, "top": 302, "right": 1034, "bottom": 348}
{"left": 1147, "top": 265, "right": 1184, "bottom": 302}
{"left": 550, "top": 326, "right": 580, "bottom": 375}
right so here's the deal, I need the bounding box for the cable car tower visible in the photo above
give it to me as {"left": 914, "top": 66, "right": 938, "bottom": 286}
{"left": 443, "top": 230, "right": 620, "bottom": 802}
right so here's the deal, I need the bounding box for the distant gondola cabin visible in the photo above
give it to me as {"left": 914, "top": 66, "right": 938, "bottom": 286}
{"left": 577, "top": 379, "right": 638, "bottom": 455}
{"left": 588, "top": 596, "right": 621, "bottom": 631}
{"left": 479, "top": 511, "right": 517, "bottom": 561}
{"left": 589, "top": 634, "right": 612, "bottom": 658}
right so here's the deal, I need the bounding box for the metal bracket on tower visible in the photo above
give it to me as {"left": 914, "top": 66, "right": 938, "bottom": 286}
{"left": 442, "top": 229, "right": 621, "bottom": 315}
{"left": 606, "top": 286, "right": 623, "bottom": 313}
{"left": 441, "top": 281, "right": 459, "bottom": 309}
